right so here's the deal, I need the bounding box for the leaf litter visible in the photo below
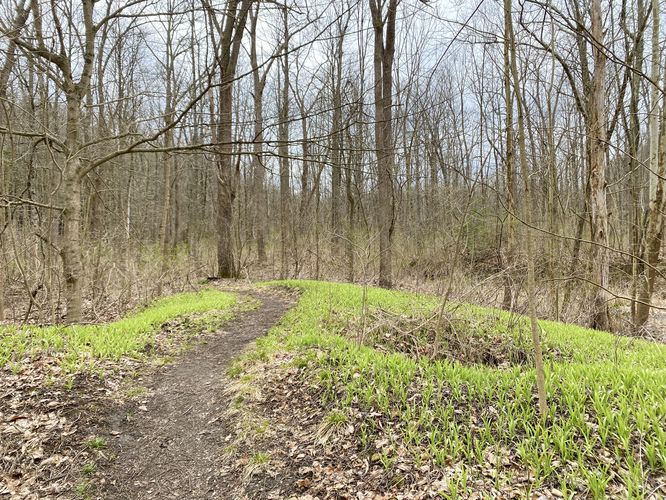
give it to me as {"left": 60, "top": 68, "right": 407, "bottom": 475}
{"left": 0, "top": 307, "right": 237, "bottom": 499}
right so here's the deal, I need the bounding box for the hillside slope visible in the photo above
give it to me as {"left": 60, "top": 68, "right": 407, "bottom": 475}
{"left": 222, "top": 280, "right": 666, "bottom": 499}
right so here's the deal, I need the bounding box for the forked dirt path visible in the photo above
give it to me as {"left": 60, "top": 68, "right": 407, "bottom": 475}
{"left": 94, "top": 290, "right": 294, "bottom": 499}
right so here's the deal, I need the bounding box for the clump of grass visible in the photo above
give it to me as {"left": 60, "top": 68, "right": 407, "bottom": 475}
{"left": 227, "top": 362, "right": 244, "bottom": 378}
{"left": 250, "top": 451, "right": 270, "bottom": 464}
{"left": 0, "top": 289, "right": 237, "bottom": 372}
{"left": 252, "top": 418, "right": 270, "bottom": 435}
{"left": 124, "top": 385, "right": 148, "bottom": 398}
{"left": 326, "top": 409, "right": 347, "bottom": 426}
{"left": 316, "top": 408, "right": 349, "bottom": 445}
{"left": 75, "top": 480, "right": 91, "bottom": 499}
{"left": 81, "top": 462, "right": 96, "bottom": 476}
{"left": 85, "top": 437, "right": 107, "bottom": 450}
{"left": 243, "top": 451, "right": 272, "bottom": 480}
{"left": 251, "top": 280, "right": 666, "bottom": 497}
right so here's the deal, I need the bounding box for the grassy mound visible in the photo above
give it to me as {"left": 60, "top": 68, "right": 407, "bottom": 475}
{"left": 0, "top": 289, "right": 237, "bottom": 373}
{"left": 244, "top": 280, "right": 666, "bottom": 497}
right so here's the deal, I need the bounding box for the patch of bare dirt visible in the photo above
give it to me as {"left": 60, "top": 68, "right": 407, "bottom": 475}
{"left": 90, "top": 289, "right": 294, "bottom": 500}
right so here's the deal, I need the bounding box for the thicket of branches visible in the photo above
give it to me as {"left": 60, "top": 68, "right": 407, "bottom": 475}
{"left": 1, "top": 0, "right": 665, "bottom": 336}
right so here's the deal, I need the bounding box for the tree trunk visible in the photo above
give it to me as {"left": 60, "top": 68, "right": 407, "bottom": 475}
{"left": 628, "top": 0, "right": 646, "bottom": 326}
{"left": 59, "top": 80, "right": 88, "bottom": 322}
{"left": 369, "top": 0, "right": 397, "bottom": 289}
{"left": 588, "top": 0, "right": 610, "bottom": 331}
{"left": 160, "top": 150, "right": 174, "bottom": 255}
{"left": 61, "top": 166, "right": 84, "bottom": 323}
{"left": 507, "top": 0, "right": 547, "bottom": 415}
{"left": 160, "top": 54, "right": 175, "bottom": 256}
{"left": 216, "top": 83, "right": 236, "bottom": 278}
{"left": 345, "top": 122, "right": 356, "bottom": 283}
{"left": 0, "top": 134, "right": 6, "bottom": 320}
{"left": 635, "top": 188, "right": 665, "bottom": 328}
{"left": 252, "top": 90, "right": 267, "bottom": 263}
{"left": 0, "top": 0, "right": 30, "bottom": 320}
{"left": 502, "top": 0, "right": 517, "bottom": 310}
{"left": 635, "top": 0, "right": 665, "bottom": 329}
{"left": 279, "top": 7, "right": 290, "bottom": 279}
{"left": 249, "top": 6, "right": 268, "bottom": 264}
{"left": 330, "top": 46, "right": 343, "bottom": 253}
{"left": 203, "top": 0, "right": 252, "bottom": 278}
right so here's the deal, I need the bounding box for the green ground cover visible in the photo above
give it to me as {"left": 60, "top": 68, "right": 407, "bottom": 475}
{"left": 0, "top": 289, "right": 237, "bottom": 373}
{"left": 245, "top": 280, "right": 666, "bottom": 498}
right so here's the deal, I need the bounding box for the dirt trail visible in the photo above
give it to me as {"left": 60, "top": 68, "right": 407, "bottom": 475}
{"left": 94, "top": 290, "right": 294, "bottom": 499}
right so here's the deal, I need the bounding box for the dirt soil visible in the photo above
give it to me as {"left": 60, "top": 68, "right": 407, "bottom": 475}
{"left": 92, "top": 290, "right": 294, "bottom": 500}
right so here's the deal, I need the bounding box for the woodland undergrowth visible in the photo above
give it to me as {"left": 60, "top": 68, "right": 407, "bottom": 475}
{"left": 224, "top": 280, "right": 666, "bottom": 498}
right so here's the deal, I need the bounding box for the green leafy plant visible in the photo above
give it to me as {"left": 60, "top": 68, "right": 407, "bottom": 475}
{"left": 240, "top": 280, "right": 666, "bottom": 497}
{"left": 0, "top": 290, "right": 237, "bottom": 373}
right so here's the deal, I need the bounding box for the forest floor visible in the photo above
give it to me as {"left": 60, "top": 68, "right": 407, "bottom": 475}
{"left": 91, "top": 289, "right": 294, "bottom": 499}
{"left": 2, "top": 280, "right": 666, "bottom": 499}
{"left": 0, "top": 286, "right": 294, "bottom": 499}
{"left": 217, "top": 281, "right": 666, "bottom": 499}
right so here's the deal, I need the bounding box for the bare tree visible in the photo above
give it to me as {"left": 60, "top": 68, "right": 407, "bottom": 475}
{"left": 635, "top": 0, "right": 665, "bottom": 329}
{"left": 587, "top": 0, "right": 611, "bottom": 330}
{"left": 506, "top": 0, "right": 547, "bottom": 415}
{"left": 1, "top": 0, "right": 100, "bottom": 322}
{"left": 329, "top": 10, "right": 348, "bottom": 254}
{"left": 203, "top": 0, "right": 253, "bottom": 279}
{"left": 278, "top": 3, "right": 291, "bottom": 279}
{"left": 0, "top": 1, "right": 29, "bottom": 320}
{"left": 502, "top": 0, "right": 517, "bottom": 311}
{"left": 248, "top": 4, "right": 274, "bottom": 265}
{"left": 369, "top": 0, "right": 398, "bottom": 288}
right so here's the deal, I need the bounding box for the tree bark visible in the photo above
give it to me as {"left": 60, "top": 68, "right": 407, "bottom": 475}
{"left": 61, "top": 157, "right": 84, "bottom": 324}
{"left": 588, "top": 0, "right": 611, "bottom": 331}
{"left": 216, "top": 81, "right": 237, "bottom": 278}
{"left": 502, "top": 0, "right": 517, "bottom": 310}
{"left": 0, "top": 0, "right": 30, "bottom": 320}
{"left": 62, "top": 91, "right": 86, "bottom": 323}
{"left": 203, "top": 0, "right": 253, "bottom": 279}
{"left": 249, "top": 5, "right": 270, "bottom": 264}
{"left": 330, "top": 30, "right": 345, "bottom": 253}
{"left": 635, "top": 0, "right": 665, "bottom": 329}
{"left": 160, "top": 22, "right": 176, "bottom": 257}
{"left": 369, "top": 0, "right": 397, "bottom": 289}
{"left": 279, "top": 5, "right": 290, "bottom": 279}
{"left": 627, "top": 0, "right": 647, "bottom": 326}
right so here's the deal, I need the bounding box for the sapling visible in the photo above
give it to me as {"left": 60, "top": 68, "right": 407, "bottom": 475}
{"left": 506, "top": 0, "right": 548, "bottom": 416}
